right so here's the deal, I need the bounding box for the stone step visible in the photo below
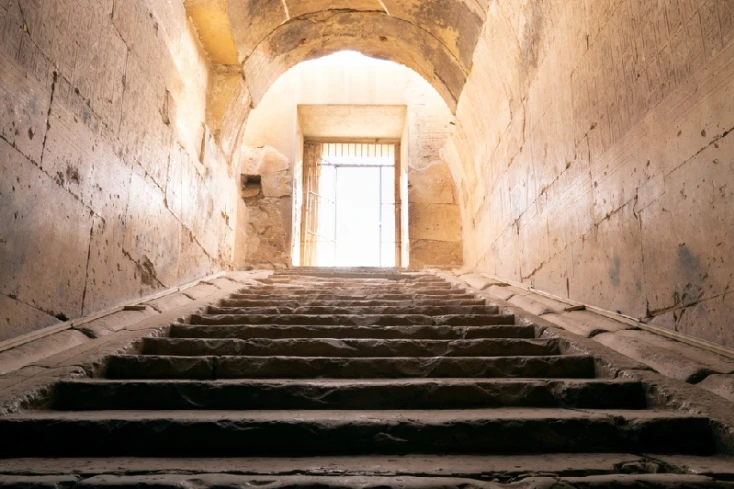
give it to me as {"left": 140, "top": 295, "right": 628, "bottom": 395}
{"left": 260, "top": 278, "right": 452, "bottom": 286}
{"left": 104, "top": 354, "right": 595, "bottom": 379}
{"left": 228, "top": 293, "right": 480, "bottom": 301}
{"left": 231, "top": 289, "right": 470, "bottom": 297}
{"left": 141, "top": 337, "right": 561, "bottom": 357}
{"left": 261, "top": 280, "right": 450, "bottom": 288}
{"left": 0, "top": 471, "right": 734, "bottom": 489}
{"left": 6, "top": 473, "right": 732, "bottom": 489}
{"left": 52, "top": 378, "right": 647, "bottom": 411}
{"left": 5, "top": 454, "right": 731, "bottom": 481}
{"left": 218, "top": 298, "right": 489, "bottom": 308}
{"left": 169, "top": 324, "right": 537, "bottom": 340}
{"left": 187, "top": 313, "right": 516, "bottom": 326}
{"left": 0, "top": 409, "right": 715, "bottom": 457}
{"left": 271, "top": 270, "right": 408, "bottom": 280}
{"left": 205, "top": 305, "right": 499, "bottom": 316}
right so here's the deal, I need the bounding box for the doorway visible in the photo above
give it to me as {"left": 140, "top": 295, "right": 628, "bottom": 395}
{"left": 300, "top": 142, "right": 401, "bottom": 267}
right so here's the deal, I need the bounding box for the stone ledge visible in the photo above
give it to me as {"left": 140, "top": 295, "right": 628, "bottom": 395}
{"left": 439, "top": 269, "right": 734, "bottom": 453}
{"left": 0, "top": 271, "right": 272, "bottom": 377}
{"left": 543, "top": 310, "right": 637, "bottom": 338}
{"left": 509, "top": 294, "right": 569, "bottom": 316}
{"left": 446, "top": 271, "right": 734, "bottom": 388}
{"left": 698, "top": 375, "right": 734, "bottom": 404}
{"left": 144, "top": 293, "right": 194, "bottom": 313}
{"left": 0, "top": 273, "right": 269, "bottom": 414}
{"left": 74, "top": 308, "right": 159, "bottom": 339}
{"left": 0, "top": 330, "right": 90, "bottom": 376}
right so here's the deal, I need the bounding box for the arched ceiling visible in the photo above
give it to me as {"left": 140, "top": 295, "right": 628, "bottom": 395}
{"left": 188, "top": 0, "right": 489, "bottom": 112}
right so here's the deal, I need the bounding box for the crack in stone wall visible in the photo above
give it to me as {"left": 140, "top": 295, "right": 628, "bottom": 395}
{"left": 446, "top": 0, "right": 734, "bottom": 348}
{"left": 0, "top": 0, "right": 238, "bottom": 341}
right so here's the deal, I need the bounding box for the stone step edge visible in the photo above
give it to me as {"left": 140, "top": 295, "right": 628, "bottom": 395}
{"left": 2, "top": 473, "right": 732, "bottom": 489}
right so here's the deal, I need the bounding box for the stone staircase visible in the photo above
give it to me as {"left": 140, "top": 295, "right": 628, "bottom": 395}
{"left": 0, "top": 268, "right": 732, "bottom": 488}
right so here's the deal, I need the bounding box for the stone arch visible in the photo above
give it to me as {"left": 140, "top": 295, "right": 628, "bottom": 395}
{"left": 226, "top": 0, "right": 488, "bottom": 112}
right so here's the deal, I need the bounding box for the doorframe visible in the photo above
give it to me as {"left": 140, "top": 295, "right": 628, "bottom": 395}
{"left": 299, "top": 138, "right": 403, "bottom": 268}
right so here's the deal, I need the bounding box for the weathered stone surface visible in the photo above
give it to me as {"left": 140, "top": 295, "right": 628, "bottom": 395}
{"left": 0, "top": 139, "right": 94, "bottom": 333}
{"left": 410, "top": 240, "right": 463, "bottom": 269}
{"left": 0, "top": 295, "right": 60, "bottom": 343}
{"left": 141, "top": 337, "right": 559, "bottom": 358}
{"left": 612, "top": 331, "right": 734, "bottom": 375}
{"left": 595, "top": 332, "right": 715, "bottom": 383}
{"left": 243, "top": 197, "right": 292, "bottom": 268}
{"left": 508, "top": 293, "right": 569, "bottom": 316}
{"left": 145, "top": 293, "right": 194, "bottom": 312}
{"left": 521, "top": 474, "right": 733, "bottom": 488}
{"left": 449, "top": 0, "right": 734, "bottom": 351}
{"left": 205, "top": 304, "right": 498, "bottom": 316}
{"left": 183, "top": 283, "right": 221, "bottom": 300}
{"left": 0, "top": 0, "right": 235, "bottom": 344}
{"left": 696, "top": 375, "right": 734, "bottom": 404}
{"left": 72, "top": 474, "right": 506, "bottom": 489}
{"left": 0, "top": 330, "right": 89, "bottom": 375}
{"left": 1, "top": 270, "right": 733, "bottom": 481}
{"left": 219, "top": 298, "right": 487, "bottom": 308}
{"left": 170, "top": 324, "right": 536, "bottom": 340}
{"left": 0, "top": 454, "right": 660, "bottom": 479}
{"left": 0, "top": 409, "right": 714, "bottom": 457}
{"left": 543, "top": 310, "right": 636, "bottom": 338}
{"left": 409, "top": 203, "right": 462, "bottom": 242}
{"left": 188, "top": 313, "right": 516, "bottom": 326}
{"left": 106, "top": 354, "right": 595, "bottom": 379}
{"left": 0, "top": 475, "right": 79, "bottom": 488}
{"left": 654, "top": 455, "right": 734, "bottom": 479}
{"left": 486, "top": 286, "right": 531, "bottom": 302}
{"left": 261, "top": 171, "right": 292, "bottom": 197}
{"left": 409, "top": 162, "right": 456, "bottom": 204}
{"left": 241, "top": 145, "right": 290, "bottom": 175}
{"left": 54, "top": 378, "right": 645, "bottom": 411}
{"left": 460, "top": 274, "right": 504, "bottom": 291}
{"left": 75, "top": 308, "right": 158, "bottom": 339}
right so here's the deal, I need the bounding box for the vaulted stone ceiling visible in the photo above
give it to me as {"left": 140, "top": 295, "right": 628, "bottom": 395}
{"left": 186, "top": 0, "right": 489, "bottom": 111}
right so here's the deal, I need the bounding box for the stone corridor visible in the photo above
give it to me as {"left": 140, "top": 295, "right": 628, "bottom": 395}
{"left": 2, "top": 0, "right": 734, "bottom": 486}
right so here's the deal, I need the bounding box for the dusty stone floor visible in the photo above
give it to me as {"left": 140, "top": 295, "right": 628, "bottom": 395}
{"left": 0, "top": 268, "right": 733, "bottom": 488}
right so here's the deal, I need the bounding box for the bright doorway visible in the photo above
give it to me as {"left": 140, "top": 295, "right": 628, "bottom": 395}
{"left": 300, "top": 142, "right": 400, "bottom": 267}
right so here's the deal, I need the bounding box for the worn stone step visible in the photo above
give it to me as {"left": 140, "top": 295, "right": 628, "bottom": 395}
{"left": 218, "top": 298, "right": 489, "bottom": 308}
{"left": 3, "top": 454, "right": 724, "bottom": 480}
{"left": 52, "top": 378, "right": 647, "bottom": 411}
{"left": 260, "top": 278, "right": 453, "bottom": 286}
{"left": 141, "top": 338, "right": 561, "bottom": 357}
{"left": 187, "top": 313, "right": 516, "bottom": 327}
{"left": 520, "top": 474, "right": 734, "bottom": 488}
{"left": 6, "top": 473, "right": 731, "bottom": 489}
{"left": 104, "top": 354, "right": 595, "bottom": 379}
{"left": 231, "top": 289, "right": 471, "bottom": 297}
{"left": 18, "top": 474, "right": 511, "bottom": 489}
{"left": 241, "top": 284, "right": 464, "bottom": 291}
{"left": 271, "top": 270, "right": 409, "bottom": 280}
{"left": 0, "top": 409, "right": 715, "bottom": 457}
{"left": 228, "top": 293, "right": 480, "bottom": 301}
{"left": 206, "top": 305, "right": 499, "bottom": 316}
{"left": 169, "top": 324, "right": 537, "bottom": 340}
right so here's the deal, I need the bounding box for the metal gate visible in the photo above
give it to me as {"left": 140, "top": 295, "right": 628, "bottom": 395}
{"left": 300, "top": 141, "right": 401, "bottom": 267}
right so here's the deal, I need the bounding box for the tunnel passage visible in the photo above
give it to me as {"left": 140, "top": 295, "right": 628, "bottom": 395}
{"left": 2, "top": 0, "right": 734, "bottom": 357}
{"left": 235, "top": 52, "right": 465, "bottom": 270}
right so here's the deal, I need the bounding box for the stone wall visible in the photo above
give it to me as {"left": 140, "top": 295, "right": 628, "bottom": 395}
{"left": 241, "top": 54, "right": 462, "bottom": 269}
{"left": 0, "top": 0, "right": 237, "bottom": 341}
{"left": 404, "top": 76, "right": 462, "bottom": 269}
{"left": 447, "top": 0, "right": 734, "bottom": 347}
